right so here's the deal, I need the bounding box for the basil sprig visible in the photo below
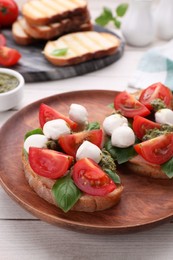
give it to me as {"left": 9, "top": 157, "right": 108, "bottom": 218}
{"left": 51, "top": 48, "right": 68, "bottom": 57}
{"left": 86, "top": 121, "right": 100, "bottom": 131}
{"left": 95, "top": 4, "right": 128, "bottom": 29}
{"left": 52, "top": 173, "right": 82, "bottom": 213}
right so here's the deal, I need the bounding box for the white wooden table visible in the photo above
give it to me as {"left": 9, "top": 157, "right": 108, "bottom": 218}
{"left": 1, "top": 1, "right": 173, "bottom": 259}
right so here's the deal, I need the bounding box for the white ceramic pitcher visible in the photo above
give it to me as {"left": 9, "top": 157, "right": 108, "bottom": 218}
{"left": 121, "top": 0, "right": 154, "bottom": 47}
{"left": 154, "top": 0, "right": 173, "bottom": 40}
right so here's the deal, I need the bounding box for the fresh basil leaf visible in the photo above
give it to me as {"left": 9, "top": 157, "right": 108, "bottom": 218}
{"left": 104, "top": 139, "right": 137, "bottom": 164}
{"left": 104, "top": 169, "right": 121, "bottom": 184}
{"left": 116, "top": 3, "right": 128, "bottom": 17}
{"left": 161, "top": 158, "right": 173, "bottom": 178}
{"left": 95, "top": 7, "right": 113, "bottom": 26}
{"left": 113, "top": 18, "right": 121, "bottom": 29}
{"left": 24, "top": 128, "right": 43, "bottom": 140}
{"left": 51, "top": 48, "right": 68, "bottom": 57}
{"left": 86, "top": 121, "right": 100, "bottom": 131}
{"left": 52, "top": 173, "right": 82, "bottom": 213}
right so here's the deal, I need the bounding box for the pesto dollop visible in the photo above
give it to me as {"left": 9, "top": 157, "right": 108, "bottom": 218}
{"left": 143, "top": 124, "right": 173, "bottom": 141}
{"left": 0, "top": 73, "right": 19, "bottom": 93}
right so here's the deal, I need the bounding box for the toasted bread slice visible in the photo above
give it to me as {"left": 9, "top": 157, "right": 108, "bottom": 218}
{"left": 22, "top": 152, "right": 123, "bottom": 212}
{"left": 23, "top": 13, "right": 91, "bottom": 40}
{"left": 12, "top": 18, "right": 92, "bottom": 45}
{"left": 43, "top": 31, "right": 120, "bottom": 66}
{"left": 12, "top": 18, "right": 34, "bottom": 45}
{"left": 22, "top": 0, "right": 88, "bottom": 26}
{"left": 126, "top": 155, "right": 168, "bottom": 179}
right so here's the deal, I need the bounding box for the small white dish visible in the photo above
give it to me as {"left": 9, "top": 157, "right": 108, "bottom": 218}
{"left": 0, "top": 68, "right": 25, "bottom": 112}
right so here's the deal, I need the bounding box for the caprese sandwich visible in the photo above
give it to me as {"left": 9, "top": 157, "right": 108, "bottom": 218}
{"left": 103, "top": 82, "right": 173, "bottom": 179}
{"left": 22, "top": 103, "right": 123, "bottom": 213}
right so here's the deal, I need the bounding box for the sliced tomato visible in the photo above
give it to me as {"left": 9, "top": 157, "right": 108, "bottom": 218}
{"left": 0, "top": 46, "right": 21, "bottom": 66}
{"left": 72, "top": 158, "right": 116, "bottom": 196}
{"left": 134, "top": 133, "right": 173, "bottom": 164}
{"left": 114, "top": 91, "right": 150, "bottom": 118}
{"left": 29, "top": 147, "right": 74, "bottom": 179}
{"left": 139, "top": 82, "right": 172, "bottom": 110}
{"left": 39, "top": 103, "right": 78, "bottom": 131}
{"left": 132, "top": 115, "right": 161, "bottom": 139}
{"left": 0, "top": 34, "right": 6, "bottom": 46}
{"left": 58, "top": 129, "right": 104, "bottom": 157}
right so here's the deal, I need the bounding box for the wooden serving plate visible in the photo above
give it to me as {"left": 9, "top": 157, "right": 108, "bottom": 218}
{"left": 0, "top": 90, "right": 173, "bottom": 234}
{"left": 2, "top": 26, "right": 124, "bottom": 83}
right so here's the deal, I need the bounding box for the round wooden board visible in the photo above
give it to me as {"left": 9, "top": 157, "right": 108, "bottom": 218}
{"left": 0, "top": 90, "right": 173, "bottom": 234}
{"left": 2, "top": 26, "right": 124, "bottom": 83}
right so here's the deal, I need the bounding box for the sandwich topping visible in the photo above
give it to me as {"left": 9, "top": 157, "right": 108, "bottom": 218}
{"left": 104, "top": 82, "right": 173, "bottom": 178}
{"left": 23, "top": 102, "right": 121, "bottom": 212}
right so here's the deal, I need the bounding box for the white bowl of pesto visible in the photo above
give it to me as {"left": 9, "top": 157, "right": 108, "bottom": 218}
{"left": 0, "top": 68, "right": 25, "bottom": 111}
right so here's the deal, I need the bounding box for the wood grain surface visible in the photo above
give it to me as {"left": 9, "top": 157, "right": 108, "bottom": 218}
{"left": 0, "top": 90, "right": 173, "bottom": 234}
{"left": 2, "top": 26, "right": 124, "bottom": 83}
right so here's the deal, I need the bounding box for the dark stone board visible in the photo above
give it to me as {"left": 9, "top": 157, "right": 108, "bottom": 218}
{"left": 1, "top": 25, "right": 125, "bottom": 83}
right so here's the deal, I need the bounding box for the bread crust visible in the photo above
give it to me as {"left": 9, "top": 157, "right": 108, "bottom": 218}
{"left": 126, "top": 155, "right": 168, "bottom": 179}
{"left": 22, "top": 152, "right": 123, "bottom": 212}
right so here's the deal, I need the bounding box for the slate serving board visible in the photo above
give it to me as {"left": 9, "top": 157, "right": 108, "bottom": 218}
{"left": 2, "top": 25, "right": 125, "bottom": 83}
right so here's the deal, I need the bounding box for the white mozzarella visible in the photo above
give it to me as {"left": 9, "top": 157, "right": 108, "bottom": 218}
{"left": 103, "top": 113, "right": 128, "bottom": 136}
{"left": 111, "top": 125, "right": 135, "bottom": 148}
{"left": 155, "top": 108, "right": 173, "bottom": 125}
{"left": 69, "top": 103, "right": 88, "bottom": 124}
{"left": 76, "top": 140, "right": 102, "bottom": 163}
{"left": 24, "top": 134, "right": 48, "bottom": 153}
{"left": 43, "top": 119, "right": 71, "bottom": 140}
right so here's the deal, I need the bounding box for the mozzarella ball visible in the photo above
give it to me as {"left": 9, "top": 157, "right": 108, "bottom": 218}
{"left": 111, "top": 125, "right": 135, "bottom": 148}
{"left": 69, "top": 103, "right": 88, "bottom": 124}
{"left": 24, "top": 134, "right": 48, "bottom": 153}
{"left": 76, "top": 141, "right": 102, "bottom": 163}
{"left": 103, "top": 113, "right": 128, "bottom": 136}
{"left": 43, "top": 119, "right": 71, "bottom": 140}
{"left": 155, "top": 108, "right": 173, "bottom": 125}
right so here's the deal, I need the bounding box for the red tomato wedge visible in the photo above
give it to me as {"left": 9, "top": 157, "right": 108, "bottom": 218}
{"left": 139, "top": 82, "right": 172, "bottom": 110}
{"left": 0, "top": 46, "right": 21, "bottom": 66}
{"left": 114, "top": 91, "right": 150, "bottom": 118}
{"left": 29, "top": 147, "right": 74, "bottom": 179}
{"left": 0, "top": 34, "right": 6, "bottom": 46}
{"left": 58, "top": 129, "right": 104, "bottom": 157}
{"left": 39, "top": 103, "right": 78, "bottom": 131}
{"left": 72, "top": 158, "right": 116, "bottom": 196}
{"left": 132, "top": 115, "right": 161, "bottom": 139}
{"left": 134, "top": 133, "right": 173, "bottom": 164}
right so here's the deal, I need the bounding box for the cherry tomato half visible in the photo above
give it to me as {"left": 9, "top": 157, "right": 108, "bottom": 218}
{"left": 134, "top": 133, "right": 173, "bottom": 164}
{"left": 72, "top": 158, "right": 116, "bottom": 196}
{"left": 114, "top": 91, "right": 150, "bottom": 118}
{"left": 0, "top": 46, "right": 21, "bottom": 66}
{"left": 39, "top": 103, "right": 78, "bottom": 131}
{"left": 0, "top": 0, "right": 19, "bottom": 28}
{"left": 29, "top": 147, "right": 74, "bottom": 179}
{"left": 139, "top": 82, "right": 172, "bottom": 110}
{"left": 132, "top": 115, "right": 161, "bottom": 140}
{"left": 58, "top": 129, "right": 104, "bottom": 157}
{"left": 0, "top": 34, "right": 6, "bottom": 46}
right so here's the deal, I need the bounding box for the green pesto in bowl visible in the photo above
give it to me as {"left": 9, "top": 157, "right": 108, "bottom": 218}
{"left": 0, "top": 73, "right": 19, "bottom": 93}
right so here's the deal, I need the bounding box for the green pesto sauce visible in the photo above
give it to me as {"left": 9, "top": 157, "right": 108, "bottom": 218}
{"left": 0, "top": 73, "right": 19, "bottom": 93}
{"left": 143, "top": 124, "right": 173, "bottom": 141}
{"left": 99, "top": 148, "right": 116, "bottom": 172}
